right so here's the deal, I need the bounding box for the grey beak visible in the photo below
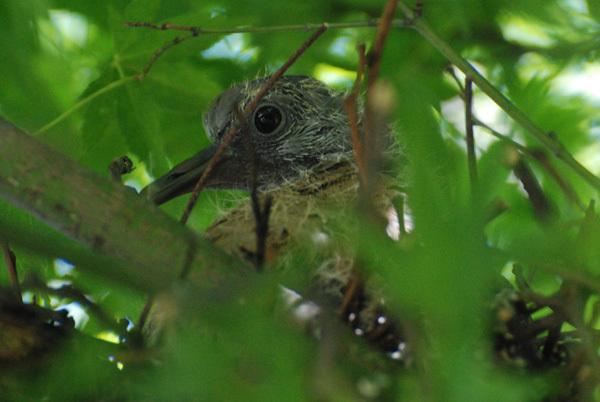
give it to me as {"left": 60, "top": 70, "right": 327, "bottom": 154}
{"left": 141, "top": 145, "right": 219, "bottom": 206}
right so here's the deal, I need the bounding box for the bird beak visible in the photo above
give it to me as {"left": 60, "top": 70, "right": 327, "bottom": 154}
{"left": 141, "top": 144, "right": 220, "bottom": 206}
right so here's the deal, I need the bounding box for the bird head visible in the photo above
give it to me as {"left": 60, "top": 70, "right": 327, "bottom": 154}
{"left": 143, "top": 75, "right": 354, "bottom": 205}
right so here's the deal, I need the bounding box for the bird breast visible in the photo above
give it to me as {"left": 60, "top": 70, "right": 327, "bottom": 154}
{"left": 204, "top": 162, "right": 401, "bottom": 298}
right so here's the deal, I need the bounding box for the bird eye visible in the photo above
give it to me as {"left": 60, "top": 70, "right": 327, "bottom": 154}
{"left": 253, "top": 105, "right": 283, "bottom": 134}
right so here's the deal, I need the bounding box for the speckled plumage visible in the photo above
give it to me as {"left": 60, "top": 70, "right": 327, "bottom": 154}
{"left": 202, "top": 75, "right": 356, "bottom": 191}
{"left": 144, "top": 75, "right": 407, "bottom": 358}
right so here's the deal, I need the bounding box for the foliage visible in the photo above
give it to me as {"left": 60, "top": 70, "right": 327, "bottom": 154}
{"left": 1, "top": 0, "right": 600, "bottom": 400}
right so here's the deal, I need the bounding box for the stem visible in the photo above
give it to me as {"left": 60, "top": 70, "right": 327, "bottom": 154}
{"left": 464, "top": 78, "right": 477, "bottom": 187}
{"left": 124, "top": 19, "right": 411, "bottom": 35}
{"left": 34, "top": 76, "right": 135, "bottom": 135}
{"left": 1, "top": 240, "right": 22, "bottom": 304}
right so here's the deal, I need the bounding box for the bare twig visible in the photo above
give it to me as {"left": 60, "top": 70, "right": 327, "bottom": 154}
{"left": 512, "top": 157, "right": 554, "bottom": 220}
{"left": 179, "top": 24, "right": 328, "bottom": 226}
{"left": 134, "top": 33, "right": 198, "bottom": 80}
{"left": 366, "top": 0, "right": 398, "bottom": 90}
{"left": 136, "top": 294, "right": 154, "bottom": 333}
{"left": 475, "top": 119, "right": 585, "bottom": 212}
{"left": 125, "top": 18, "right": 412, "bottom": 78}
{"left": 512, "top": 264, "right": 531, "bottom": 292}
{"left": 448, "top": 46, "right": 585, "bottom": 210}
{"left": 124, "top": 18, "right": 408, "bottom": 35}
{"left": 397, "top": 0, "right": 600, "bottom": 192}
{"left": 542, "top": 324, "right": 562, "bottom": 362}
{"left": 360, "top": 0, "right": 398, "bottom": 201}
{"left": 251, "top": 192, "right": 272, "bottom": 271}
{"left": 242, "top": 118, "right": 273, "bottom": 272}
{"left": 530, "top": 149, "right": 585, "bottom": 211}
{"left": 339, "top": 273, "right": 360, "bottom": 316}
{"left": 464, "top": 77, "right": 477, "bottom": 187}
{"left": 22, "top": 274, "right": 128, "bottom": 337}
{"left": 1, "top": 240, "right": 21, "bottom": 304}
{"left": 345, "top": 43, "right": 367, "bottom": 188}
{"left": 344, "top": 96, "right": 365, "bottom": 186}
{"left": 355, "top": 43, "right": 366, "bottom": 92}
{"left": 483, "top": 198, "right": 509, "bottom": 224}
{"left": 445, "top": 66, "right": 465, "bottom": 93}
{"left": 414, "top": 0, "right": 423, "bottom": 17}
{"left": 34, "top": 76, "right": 135, "bottom": 135}
{"left": 365, "top": 0, "right": 397, "bottom": 145}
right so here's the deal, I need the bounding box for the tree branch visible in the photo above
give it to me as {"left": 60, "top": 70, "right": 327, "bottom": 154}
{"left": 0, "top": 119, "right": 243, "bottom": 293}
{"left": 397, "top": 1, "right": 600, "bottom": 192}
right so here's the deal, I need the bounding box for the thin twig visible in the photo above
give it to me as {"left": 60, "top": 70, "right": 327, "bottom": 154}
{"left": 445, "top": 66, "right": 465, "bottom": 93}
{"left": 414, "top": 0, "right": 423, "bottom": 17}
{"left": 135, "top": 33, "right": 198, "bottom": 80}
{"left": 473, "top": 117, "right": 525, "bottom": 150}
{"left": 483, "top": 198, "right": 509, "bottom": 224}
{"left": 178, "top": 239, "right": 198, "bottom": 280}
{"left": 360, "top": 0, "right": 397, "bottom": 203}
{"left": 474, "top": 119, "right": 585, "bottom": 212}
{"left": 242, "top": 117, "right": 272, "bottom": 272}
{"left": 345, "top": 95, "right": 365, "bottom": 187}
{"left": 365, "top": 0, "right": 398, "bottom": 146}
{"left": 34, "top": 76, "right": 135, "bottom": 135}
{"left": 124, "top": 18, "right": 407, "bottom": 35}
{"left": 22, "top": 274, "right": 128, "bottom": 337}
{"left": 443, "top": 67, "right": 585, "bottom": 211}
{"left": 136, "top": 294, "right": 154, "bottom": 333}
{"left": 355, "top": 43, "right": 366, "bottom": 92}
{"left": 251, "top": 192, "right": 272, "bottom": 271}
{"left": 340, "top": 273, "right": 360, "bottom": 316}
{"left": 345, "top": 43, "right": 367, "bottom": 187}
{"left": 448, "top": 42, "right": 587, "bottom": 207}
{"left": 366, "top": 0, "right": 398, "bottom": 90}
{"left": 179, "top": 24, "right": 328, "bottom": 226}
{"left": 396, "top": 0, "right": 600, "bottom": 192}
{"left": 542, "top": 324, "right": 562, "bottom": 362}
{"left": 512, "top": 264, "right": 531, "bottom": 292}
{"left": 512, "top": 158, "right": 554, "bottom": 220}
{"left": 1, "top": 240, "right": 21, "bottom": 304}
{"left": 464, "top": 77, "right": 477, "bottom": 187}
{"left": 530, "top": 149, "right": 585, "bottom": 211}
{"left": 127, "top": 18, "right": 412, "bottom": 78}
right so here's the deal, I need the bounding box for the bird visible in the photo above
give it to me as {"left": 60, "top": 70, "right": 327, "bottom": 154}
{"left": 142, "top": 75, "right": 408, "bottom": 360}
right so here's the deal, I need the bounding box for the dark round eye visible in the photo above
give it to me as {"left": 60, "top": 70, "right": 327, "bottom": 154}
{"left": 253, "top": 106, "right": 283, "bottom": 134}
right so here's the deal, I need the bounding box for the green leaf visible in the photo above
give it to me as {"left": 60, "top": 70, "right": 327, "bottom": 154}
{"left": 588, "top": 0, "right": 600, "bottom": 23}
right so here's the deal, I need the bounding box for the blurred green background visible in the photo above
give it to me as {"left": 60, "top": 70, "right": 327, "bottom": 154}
{"left": 1, "top": 0, "right": 600, "bottom": 400}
